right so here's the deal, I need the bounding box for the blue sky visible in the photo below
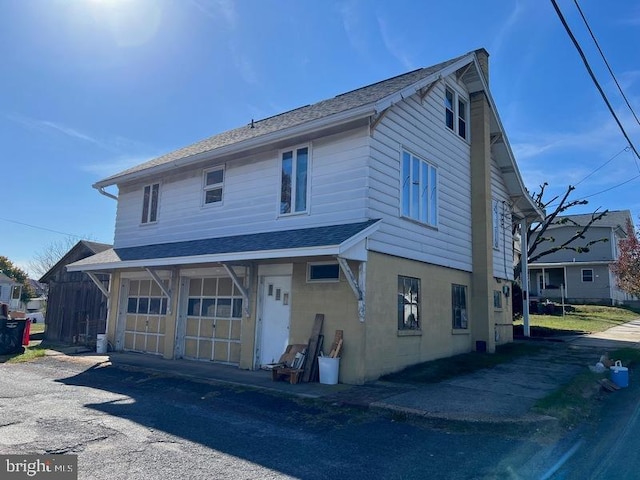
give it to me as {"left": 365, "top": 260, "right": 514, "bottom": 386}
{"left": 2, "top": 0, "right": 639, "bottom": 277}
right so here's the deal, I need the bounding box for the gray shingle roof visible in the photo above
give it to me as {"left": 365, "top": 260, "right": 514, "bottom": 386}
{"left": 553, "top": 210, "right": 632, "bottom": 230}
{"left": 68, "top": 220, "right": 380, "bottom": 269}
{"left": 99, "top": 52, "right": 471, "bottom": 185}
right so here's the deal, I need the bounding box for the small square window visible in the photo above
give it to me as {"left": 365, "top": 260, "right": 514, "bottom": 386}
{"left": 582, "top": 269, "right": 594, "bottom": 282}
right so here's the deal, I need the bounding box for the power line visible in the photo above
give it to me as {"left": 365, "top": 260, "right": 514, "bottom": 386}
{"left": 550, "top": 0, "right": 640, "bottom": 173}
{"left": 573, "top": 0, "right": 640, "bottom": 128}
{"left": 575, "top": 173, "right": 640, "bottom": 201}
{"left": 0, "top": 216, "right": 84, "bottom": 238}
{"left": 574, "top": 146, "right": 630, "bottom": 187}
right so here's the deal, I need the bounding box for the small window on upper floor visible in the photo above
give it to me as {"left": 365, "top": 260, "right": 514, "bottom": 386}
{"left": 401, "top": 150, "right": 438, "bottom": 226}
{"left": 445, "top": 87, "right": 468, "bottom": 140}
{"left": 280, "top": 146, "right": 309, "bottom": 215}
{"left": 141, "top": 183, "right": 160, "bottom": 224}
{"left": 203, "top": 167, "right": 224, "bottom": 205}
{"left": 582, "top": 269, "right": 594, "bottom": 282}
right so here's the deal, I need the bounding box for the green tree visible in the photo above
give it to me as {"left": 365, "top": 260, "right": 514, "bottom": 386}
{"left": 0, "top": 256, "right": 35, "bottom": 304}
{"left": 611, "top": 219, "right": 640, "bottom": 297}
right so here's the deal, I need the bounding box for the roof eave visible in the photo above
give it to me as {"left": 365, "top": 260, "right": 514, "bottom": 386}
{"left": 93, "top": 104, "right": 376, "bottom": 189}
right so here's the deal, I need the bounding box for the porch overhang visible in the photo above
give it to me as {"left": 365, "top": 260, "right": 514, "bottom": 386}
{"left": 66, "top": 220, "right": 381, "bottom": 272}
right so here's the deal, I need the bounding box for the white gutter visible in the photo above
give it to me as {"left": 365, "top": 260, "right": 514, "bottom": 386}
{"left": 93, "top": 104, "right": 376, "bottom": 189}
{"left": 97, "top": 186, "right": 118, "bottom": 201}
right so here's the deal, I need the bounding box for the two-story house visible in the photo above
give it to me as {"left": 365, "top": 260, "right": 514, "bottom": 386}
{"left": 68, "top": 49, "right": 541, "bottom": 384}
{"left": 528, "top": 210, "right": 635, "bottom": 306}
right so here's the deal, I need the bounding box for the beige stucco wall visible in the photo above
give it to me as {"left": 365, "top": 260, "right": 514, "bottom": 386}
{"left": 105, "top": 271, "right": 120, "bottom": 343}
{"left": 363, "top": 251, "right": 474, "bottom": 382}
{"left": 288, "top": 259, "right": 364, "bottom": 384}
{"left": 492, "top": 279, "right": 514, "bottom": 345}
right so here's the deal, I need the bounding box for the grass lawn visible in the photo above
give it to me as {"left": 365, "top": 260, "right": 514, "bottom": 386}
{"left": 513, "top": 305, "right": 640, "bottom": 337}
{"left": 383, "top": 305, "right": 639, "bottom": 386}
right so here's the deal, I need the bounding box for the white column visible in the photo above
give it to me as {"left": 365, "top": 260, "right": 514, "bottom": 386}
{"left": 520, "top": 218, "right": 530, "bottom": 337}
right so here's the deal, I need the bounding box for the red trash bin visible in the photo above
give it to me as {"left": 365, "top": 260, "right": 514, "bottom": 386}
{"left": 22, "top": 318, "right": 31, "bottom": 346}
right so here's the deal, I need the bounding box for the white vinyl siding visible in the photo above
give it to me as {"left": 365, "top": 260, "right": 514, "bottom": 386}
{"left": 369, "top": 79, "right": 473, "bottom": 272}
{"left": 112, "top": 128, "right": 370, "bottom": 248}
{"left": 490, "top": 156, "right": 513, "bottom": 280}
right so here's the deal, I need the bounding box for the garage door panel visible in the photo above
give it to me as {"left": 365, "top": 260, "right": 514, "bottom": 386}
{"left": 200, "top": 319, "right": 215, "bottom": 338}
{"left": 184, "top": 338, "right": 198, "bottom": 357}
{"left": 124, "top": 333, "right": 134, "bottom": 350}
{"left": 230, "top": 321, "right": 241, "bottom": 341}
{"left": 213, "top": 341, "right": 229, "bottom": 362}
{"left": 199, "top": 340, "right": 213, "bottom": 360}
{"left": 215, "top": 320, "right": 230, "bottom": 339}
{"left": 146, "top": 335, "right": 158, "bottom": 353}
{"left": 186, "top": 318, "right": 199, "bottom": 337}
{"left": 229, "top": 343, "right": 241, "bottom": 364}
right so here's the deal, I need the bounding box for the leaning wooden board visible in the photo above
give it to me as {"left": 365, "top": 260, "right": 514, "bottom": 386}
{"left": 302, "top": 313, "right": 324, "bottom": 383}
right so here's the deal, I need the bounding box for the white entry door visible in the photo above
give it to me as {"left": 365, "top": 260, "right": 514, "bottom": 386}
{"left": 259, "top": 275, "right": 292, "bottom": 366}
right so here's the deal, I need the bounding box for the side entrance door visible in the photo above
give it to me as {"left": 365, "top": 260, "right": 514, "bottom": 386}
{"left": 258, "top": 275, "right": 291, "bottom": 366}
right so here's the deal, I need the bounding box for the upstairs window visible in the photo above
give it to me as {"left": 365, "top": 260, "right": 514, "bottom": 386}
{"left": 582, "top": 269, "right": 594, "bottom": 282}
{"left": 141, "top": 183, "right": 160, "bottom": 224}
{"left": 203, "top": 167, "right": 224, "bottom": 205}
{"left": 280, "top": 146, "right": 309, "bottom": 215}
{"left": 445, "top": 87, "right": 468, "bottom": 140}
{"left": 401, "top": 151, "right": 438, "bottom": 226}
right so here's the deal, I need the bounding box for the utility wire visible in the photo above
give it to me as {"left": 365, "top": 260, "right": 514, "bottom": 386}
{"left": 575, "top": 173, "right": 640, "bottom": 201}
{"left": 573, "top": 0, "right": 640, "bottom": 127}
{"left": 550, "top": 0, "right": 640, "bottom": 173}
{"left": 574, "top": 145, "right": 630, "bottom": 187}
{"left": 0, "top": 216, "right": 84, "bottom": 238}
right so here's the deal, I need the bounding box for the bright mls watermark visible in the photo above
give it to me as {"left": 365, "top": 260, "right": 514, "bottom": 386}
{"left": 0, "top": 455, "right": 77, "bottom": 480}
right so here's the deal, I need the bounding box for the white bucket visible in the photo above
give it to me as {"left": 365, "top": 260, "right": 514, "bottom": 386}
{"left": 318, "top": 356, "right": 340, "bottom": 385}
{"left": 96, "top": 334, "right": 108, "bottom": 354}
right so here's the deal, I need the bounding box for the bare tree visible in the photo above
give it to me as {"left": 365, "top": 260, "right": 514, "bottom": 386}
{"left": 28, "top": 237, "right": 84, "bottom": 279}
{"left": 513, "top": 183, "right": 608, "bottom": 281}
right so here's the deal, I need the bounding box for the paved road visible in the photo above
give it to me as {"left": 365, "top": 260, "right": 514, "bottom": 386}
{"left": 1, "top": 355, "right": 565, "bottom": 480}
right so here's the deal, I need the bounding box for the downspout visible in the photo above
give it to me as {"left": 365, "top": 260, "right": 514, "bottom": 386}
{"left": 520, "top": 218, "right": 530, "bottom": 337}
{"left": 96, "top": 185, "right": 118, "bottom": 201}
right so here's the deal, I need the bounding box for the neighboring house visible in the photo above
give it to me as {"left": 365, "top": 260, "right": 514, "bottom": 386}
{"left": 528, "top": 210, "right": 635, "bottom": 306}
{"left": 0, "top": 272, "right": 19, "bottom": 308}
{"left": 40, "top": 241, "right": 113, "bottom": 344}
{"left": 68, "top": 49, "right": 541, "bottom": 384}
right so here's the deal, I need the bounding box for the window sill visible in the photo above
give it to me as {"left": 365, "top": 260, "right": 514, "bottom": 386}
{"left": 400, "top": 215, "right": 438, "bottom": 231}
{"left": 397, "top": 329, "right": 422, "bottom": 337}
{"left": 278, "top": 210, "right": 309, "bottom": 219}
{"left": 451, "top": 329, "right": 470, "bottom": 335}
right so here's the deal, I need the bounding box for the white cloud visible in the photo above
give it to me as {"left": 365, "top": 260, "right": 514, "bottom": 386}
{"left": 376, "top": 15, "right": 415, "bottom": 70}
{"left": 81, "top": 155, "right": 156, "bottom": 178}
{"left": 490, "top": 1, "right": 524, "bottom": 57}
{"left": 338, "top": 0, "right": 369, "bottom": 58}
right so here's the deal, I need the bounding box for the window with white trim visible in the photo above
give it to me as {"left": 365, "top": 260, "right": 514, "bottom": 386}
{"left": 280, "top": 146, "right": 309, "bottom": 215}
{"left": 203, "top": 167, "right": 224, "bottom": 205}
{"left": 445, "top": 87, "right": 468, "bottom": 139}
{"left": 401, "top": 150, "right": 438, "bottom": 226}
{"left": 141, "top": 183, "right": 160, "bottom": 224}
{"left": 582, "top": 269, "right": 594, "bottom": 282}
